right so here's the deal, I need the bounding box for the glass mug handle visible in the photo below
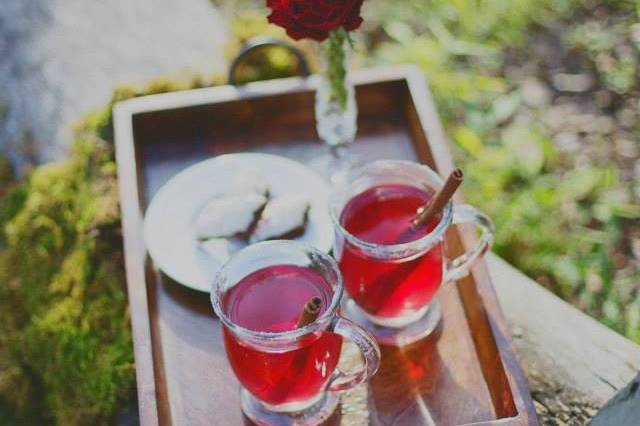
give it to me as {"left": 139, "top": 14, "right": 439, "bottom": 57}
{"left": 326, "top": 316, "right": 381, "bottom": 392}
{"left": 444, "top": 204, "right": 495, "bottom": 282}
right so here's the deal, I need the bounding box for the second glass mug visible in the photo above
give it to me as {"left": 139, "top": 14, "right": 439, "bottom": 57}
{"left": 210, "top": 241, "right": 381, "bottom": 425}
{"left": 330, "top": 160, "right": 495, "bottom": 345}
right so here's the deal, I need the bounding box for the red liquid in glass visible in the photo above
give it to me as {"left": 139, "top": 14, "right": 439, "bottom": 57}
{"left": 222, "top": 265, "right": 342, "bottom": 406}
{"left": 338, "top": 184, "right": 443, "bottom": 319}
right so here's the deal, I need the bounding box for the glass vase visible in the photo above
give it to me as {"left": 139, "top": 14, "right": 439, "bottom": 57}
{"left": 313, "top": 30, "right": 358, "bottom": 184}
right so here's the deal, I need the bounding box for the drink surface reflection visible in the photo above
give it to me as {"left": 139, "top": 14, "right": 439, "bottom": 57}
{"left": 222, "top": 265, "right": 342, "bottom": 405}
{"left": 338, "top": 184, "right": 443, "bottom": 320}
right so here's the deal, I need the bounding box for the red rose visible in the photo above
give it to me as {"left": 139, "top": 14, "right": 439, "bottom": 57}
{"left": 267, "top": 0, "right": 364, "bottom": 42}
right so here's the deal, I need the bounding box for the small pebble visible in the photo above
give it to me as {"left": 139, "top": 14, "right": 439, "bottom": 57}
{"left": 563, "top": 114, "right": 614, "bottom": 134}
{"left": 522, "top": 78, "right": 552, "bottom": 107}
{"left": 585, "top": 407, "right": 598, "bottom": 417}
{"left": 552, "top": 73, "right": 594, "bottom": 93}
{"left": 543, "top": 104, "right": 579, "bottom": 130}
{"left": 615, "top": 44, "right": 635, "bottom": 61}
{"left": 554, "top": 132, "right": 581, "bottom": 152}
{"left": 616, "top": 108, "right": 636, "bottom": 129}
{"left": 534, "top": 400, "right": 550, "bottom": 415}
{"left": 596, "top": 52, "right": 615, "bottom": 72}
{"left": 614, "top": 138, "right": 638, "bottom": 158}
{"left": 631, "top": 238, "right": 640, "bottom": 260}
{"left": 630, "top": 23, "right": 640, "bottom": 44}
{"left": 592, "top": 116, "right": 615, "bottom": 134}
{"left": 586, "top": 273, "right": 603, "bottom": 293}
{"left": 594, "top": 90, "right": 613, "bottom": 109}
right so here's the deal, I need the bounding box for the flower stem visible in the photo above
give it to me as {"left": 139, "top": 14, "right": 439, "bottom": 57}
{"left": 326, "top": 29, "right": 348, "bottom": 110}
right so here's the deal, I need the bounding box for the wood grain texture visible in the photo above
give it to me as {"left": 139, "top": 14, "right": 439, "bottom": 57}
{"left": 113, "top": 103, "right": 160, "bottom": 425}
{"left": 114, "top": 66, "right": 537, "bottom": 425}
{"left": 487, "top": 254, "right": 640, "bottom": 406}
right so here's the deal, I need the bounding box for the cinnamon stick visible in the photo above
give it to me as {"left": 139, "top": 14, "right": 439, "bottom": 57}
{"left": 296, "top": 297, "right": 322, "bottom": 328}
{"left": 411, "top": 168, "right": 463, "bottom": 229}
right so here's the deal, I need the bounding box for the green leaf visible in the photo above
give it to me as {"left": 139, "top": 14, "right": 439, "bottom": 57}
{"left": 560, "top": 167, "right": 606, "bottom": 201}
{"left": 552, "top": 256, "right": 582, "bottom": 289}
{"left": 502, "top": 125, "right": 546, "bottom": 175}
{"left": 383, "top": 21, "right": 415, "bottom": 43}
{"left": 490, "top": 91, "right": 522, "bottom": 125}
{"left": 453, "top": 126, "right": 483, "bottom": 157}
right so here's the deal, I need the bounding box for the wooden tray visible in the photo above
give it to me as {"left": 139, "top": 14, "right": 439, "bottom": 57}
{"left": 114, "top": 65, "right": 538, "bottom": 426}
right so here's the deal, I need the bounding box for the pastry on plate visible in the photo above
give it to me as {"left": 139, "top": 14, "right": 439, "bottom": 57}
{"left": 250, "top": 195, "right": 310, "bottom": 243}
{"left": 199, "top": 238, "right": 230, "bottom": 264}
{"left": 226, "top": 169, "right": 269, "bottom": 198}
{"left": 199, "top": 238, "right": 244, "bottom": 264}
{"left": 195, "top": 193, "right": 267, "bottom": 240}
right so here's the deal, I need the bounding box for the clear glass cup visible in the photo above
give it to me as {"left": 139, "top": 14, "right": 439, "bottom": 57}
{"left": 210, "top": 240, "right": 381, "bottom": 425}
{"left": 330, "top": 160, "right": 495, "bottom": 346}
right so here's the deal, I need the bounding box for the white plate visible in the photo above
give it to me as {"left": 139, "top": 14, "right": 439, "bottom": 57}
{"left": 143, "top": 153, "right": 334, "bottom": 292}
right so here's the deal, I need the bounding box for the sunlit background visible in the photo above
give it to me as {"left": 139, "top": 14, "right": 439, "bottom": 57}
{"left": 0, "top": 0, "right": 638, "bottom": 424}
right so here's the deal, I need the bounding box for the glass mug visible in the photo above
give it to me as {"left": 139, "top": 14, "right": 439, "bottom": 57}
{"left": 210, "top": 241, "right": 381, "bottom": 425}
{"left": 330, "top": 160, "right": 495, "bottom": 345}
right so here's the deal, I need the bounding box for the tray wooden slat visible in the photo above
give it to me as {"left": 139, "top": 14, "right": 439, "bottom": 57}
{"left": 114, "top": 65, "right": 537, "bottom": 426}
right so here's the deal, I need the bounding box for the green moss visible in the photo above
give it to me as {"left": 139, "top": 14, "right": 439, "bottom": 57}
{"left": 0, "top": 134, "right": 133, "bottom": 425}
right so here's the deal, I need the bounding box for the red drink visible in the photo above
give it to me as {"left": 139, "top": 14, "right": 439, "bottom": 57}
{"left": 221, "top": 265, "right": 342, "bottom": 406}
{"left": 338, "top": 184, "right": 443, "bottom": 320}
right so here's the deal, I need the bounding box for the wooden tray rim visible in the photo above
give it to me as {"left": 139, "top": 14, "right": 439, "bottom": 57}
{"left": 113, "top": 64, "right": 537, "bottom": 426}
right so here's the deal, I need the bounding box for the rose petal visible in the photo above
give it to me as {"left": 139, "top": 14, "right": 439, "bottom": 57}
{"left": 265, "top": 0, "right": 364, "bottom": 41}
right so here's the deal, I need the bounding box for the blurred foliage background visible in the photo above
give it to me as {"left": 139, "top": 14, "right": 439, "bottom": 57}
{"left": 365, "top": 0, "right": 640, "bottom": 341}
{"left": 1, "top": 0, "right": 639, "bottom": 424}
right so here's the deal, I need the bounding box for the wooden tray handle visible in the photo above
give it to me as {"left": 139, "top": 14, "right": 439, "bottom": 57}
{"left": 228, "top": 36, "right": 311, "bottom": 85}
